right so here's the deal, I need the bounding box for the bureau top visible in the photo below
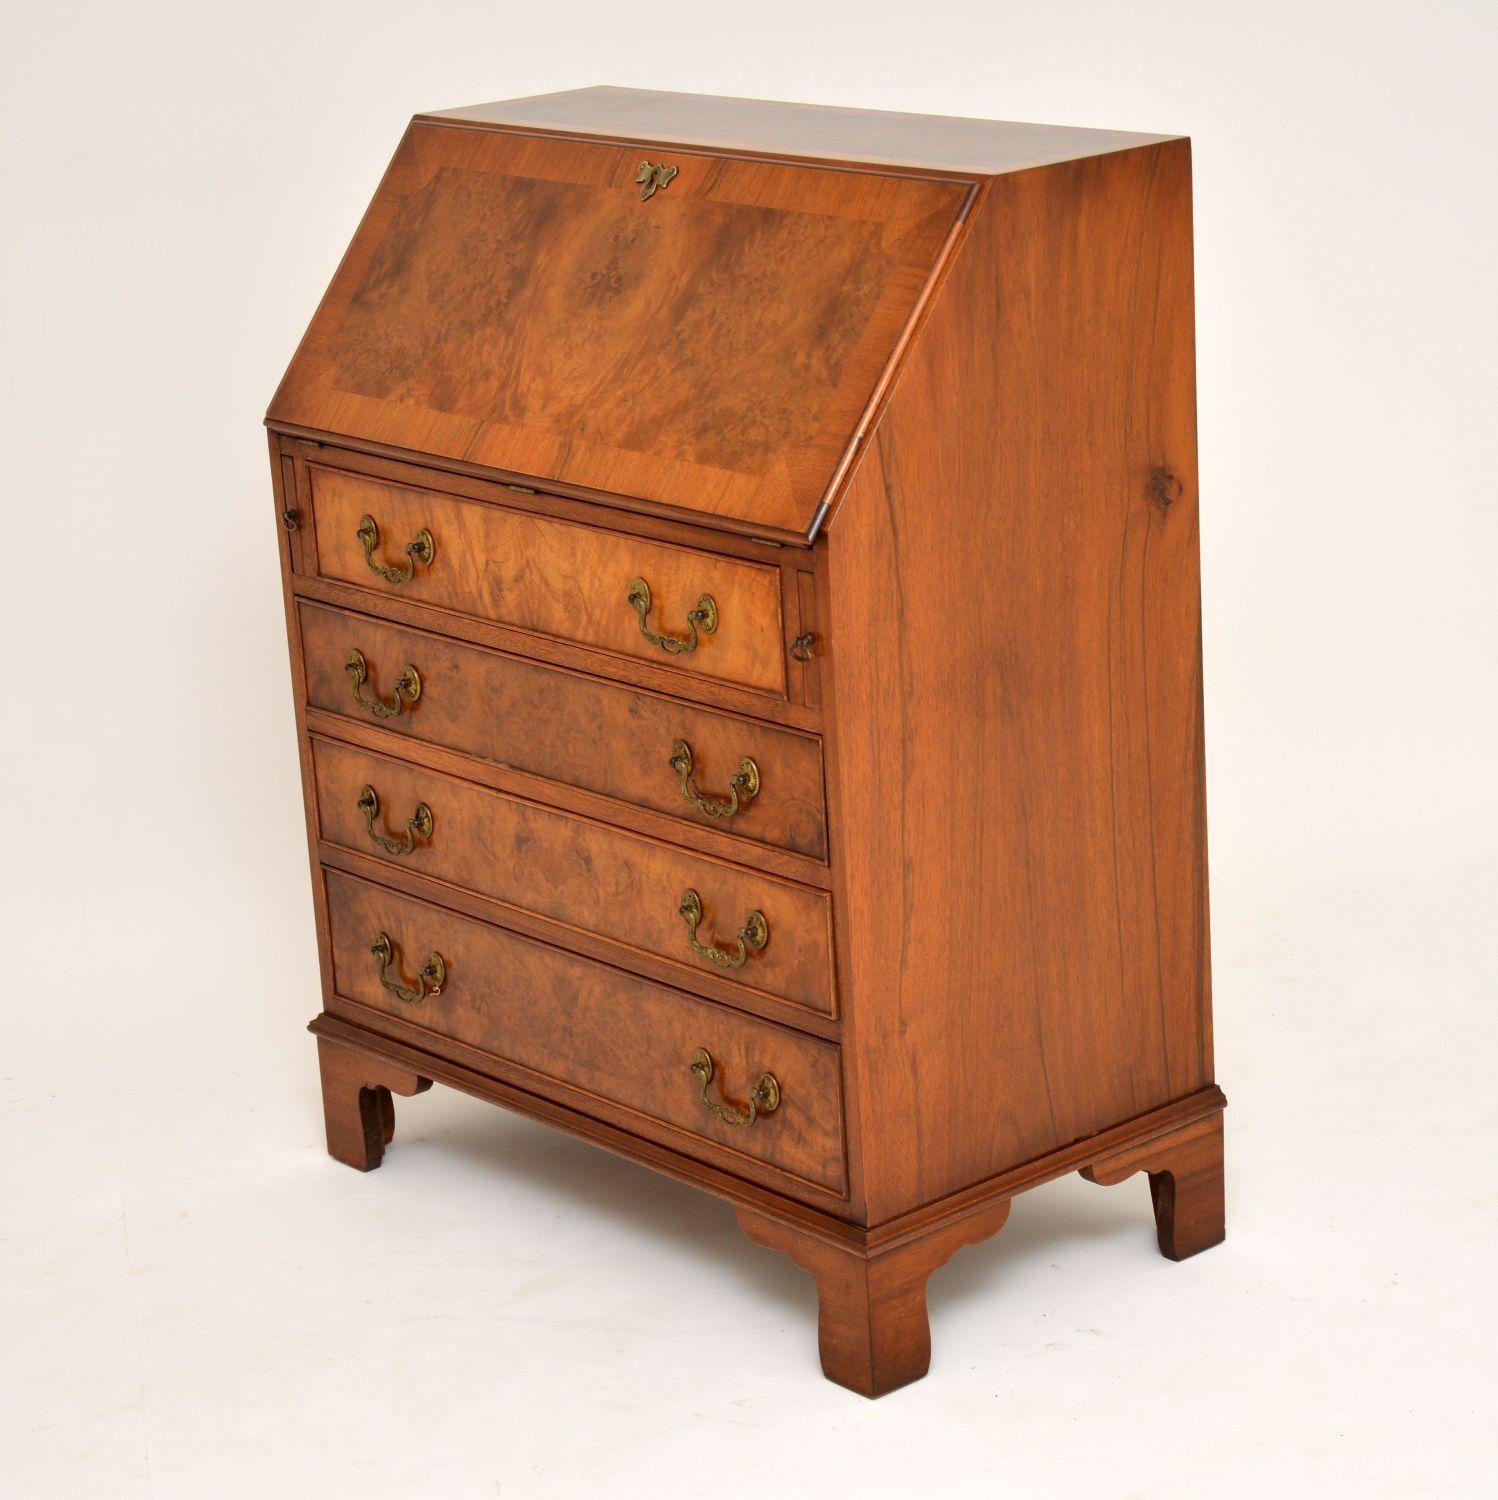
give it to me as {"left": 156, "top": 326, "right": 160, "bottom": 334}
{"left": 269, "top": 87, "right": 1183, "bottom": 543}
{"left": 425, "top": 86, "right": 1177, "bottom": 176}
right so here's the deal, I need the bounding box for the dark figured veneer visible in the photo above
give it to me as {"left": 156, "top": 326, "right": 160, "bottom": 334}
{"left": 269, "top": 86, "right": 1225, "bottom": 1397}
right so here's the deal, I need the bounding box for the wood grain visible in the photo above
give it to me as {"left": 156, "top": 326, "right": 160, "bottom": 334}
{"left": 311, "top": 737, "right": 836, "bottom": 1015}
{"left": 297, "top": 601, "right": 829, "bottom": 860}
{"left": 323, "top": 869, "right": 847, "bottom": 1193}
{"left": 269, "top": 124, "right": 967, "bottom": 536}
{"left": 309, "top": 1011, "right": 1221, "bottom": 1246}
{"left": 271, "top": 93, "right": 1223, "bottom": 1395}
{"left": 316, "top": 1036, "right": 432, "bottom": 1172}
{"left": 308, "top": 464, "right": 787, "bottom": 694}
{"left": 429, "top": 86, "right": 1178, "bottom": 177}
{"left": 1081, "top": 1110, "right": 1225, "bottom": 1261}
{"left": 737, "top": 1199, "right": 1011, "bottom": 1397}
{"left": 823, "top": 140, "right": 1211, "bottom": 1221}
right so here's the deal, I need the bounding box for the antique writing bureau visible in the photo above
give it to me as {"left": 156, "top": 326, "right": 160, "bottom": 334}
{"left": 267, "top": 86, "right": 1226, "bottom": 1397}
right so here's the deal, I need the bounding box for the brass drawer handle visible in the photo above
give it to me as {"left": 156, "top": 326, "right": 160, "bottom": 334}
{"left": 345, "top": 649, "right": 421, "bottom": 720}
{"left": 357, "top": 784, "right": 433, "bottom": 856}
{"left": 357, "top": 513, "right": 434, "bottom": 585}
{"left": 628, "top": 577, "right": 717, "bottom": 656}
{"left": 370, "top": 931, "right": 445, "bottom": 1004}
{"left": 679, "top": 889, "right": 768, "bottom": 969}
{"left": 669, "top": 740, "right": 760, "bottom": 821}
{"left": 690, "top": 1048, "right": 780, "bottom": 1127}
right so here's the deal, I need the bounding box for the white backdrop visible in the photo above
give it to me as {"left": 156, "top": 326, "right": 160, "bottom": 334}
{"left": 5, "top": 2, "right": 1495, "bottom": 1495}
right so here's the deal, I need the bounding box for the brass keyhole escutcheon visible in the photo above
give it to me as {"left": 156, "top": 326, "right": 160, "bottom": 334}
{"left": 635, "top": 160, "right": 678, "bottom": 200}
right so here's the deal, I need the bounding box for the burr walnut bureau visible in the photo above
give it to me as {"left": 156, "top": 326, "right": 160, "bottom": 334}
{"left": 266, "top": 85, "right": 1226, "bottom": 1397}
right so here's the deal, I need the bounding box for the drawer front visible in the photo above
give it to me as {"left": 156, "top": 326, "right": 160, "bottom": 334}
{"left": 325, "top": 870, "right": 845, "bottom": 1194}
{"left": 308, "top": 466, "right": 786, "bottom": 695}
{"left": 313, "top": 739, "right": 835, "bottom": 1016}
{"left": 298, "top": 602, "right": 827, "bottom": 860}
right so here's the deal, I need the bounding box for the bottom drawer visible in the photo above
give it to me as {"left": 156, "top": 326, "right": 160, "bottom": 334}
{"left": 323, "top": 869, "right": 846, "bottom": 1195}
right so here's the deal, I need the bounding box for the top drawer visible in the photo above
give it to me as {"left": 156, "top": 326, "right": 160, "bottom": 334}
{"left": 304, "top": 466, "right": 786, "bottom": 696}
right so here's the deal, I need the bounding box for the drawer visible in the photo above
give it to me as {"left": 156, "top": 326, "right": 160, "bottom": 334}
{"left": 324, "top": 870, "right": 845, "bottom": 1194}
{"left": 313, "top": 739, "right": 835, "bottom": 1016}
{"left": 306, "top": 466, "right": 786, "bottom": 695}
{"left": 298, "top": 602, "right": 827, "bottom": 860}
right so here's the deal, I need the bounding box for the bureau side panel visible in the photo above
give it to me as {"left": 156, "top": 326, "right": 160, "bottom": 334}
{"left": 825, "top": 141, "right": 1211, "bottom": 1222}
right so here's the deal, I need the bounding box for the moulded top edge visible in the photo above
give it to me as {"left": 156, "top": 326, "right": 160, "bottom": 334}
{"left": 421, "top": 85, "right": 1182, "bottom": 177}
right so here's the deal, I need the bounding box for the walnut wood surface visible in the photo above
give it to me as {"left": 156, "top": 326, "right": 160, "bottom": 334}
{"left": 323, "top": 869, "right": 846, "bottom": 1193}
{"left": 312, "top": 737, "right": 836, "bottom": 1015}
{"left": 316, "top": 1036, "right": 432, "bottom": 1171}
{"left": 269, "top": 124, "right": 968, "bottom": 536}
{"left": 297, "top": 602, "right": 828, "bottom": 860}
{"left": 430, "top": 86, "right": 1178, "bottom": 176}
{"left": 823, "top": 139, "right": 1211, "bottom": 1221}
{"left": 737, "top": 1200, "right": 1011, "bottom": 1397}
{"left": 308, "top": 464, "right": 787, "bottom": 694}
{"left": 312, "top": 1010, "right": 1224, "bottom": 1395}
{"left": 274, "top": 93, "right": 1224, "bottom": 1395}
{"left": 311, "top": 1009, "right": 1221, "bottom": 1242}
{"left": 281, "top": 438, "right": 827, "bottom": 709}
{"left": 1081, "top": 1110, "right": 1225, "bottom": 1261}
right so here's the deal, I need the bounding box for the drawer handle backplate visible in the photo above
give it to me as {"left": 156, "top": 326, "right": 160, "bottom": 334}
{"left": 679, "top": 889, "right": 768, "bottom": 970}
{"left": 357, "top": 784, "right": 433, "bottom": 856}
{"left": 345, "top": 649, "right": 421, "bottom": 720}
{"left": 628, "top": 577, "right": 717, "bottom": 656}
{"left": 690, "top": 1048, "right": 780, "bottom": 1127}
{"left": 356, "top": 513, "right": 434, "bottom": 585}
{"left": 669, "top": 740, "right": 760, "bottom": 821}
{"left": 370, "top": 931, "right": 445, "bottom": 1004}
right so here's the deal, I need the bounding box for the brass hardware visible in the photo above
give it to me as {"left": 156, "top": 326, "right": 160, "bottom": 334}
{"left": 669, "top": 740, "right": 759, "bottom": 821}
{"left": 635, "top": 161, "right": 678, "bottom": 200}
{"left": 628, "top": 577, "right": 717, "bottom": 655}
{"left": 505, "top": 483, "right": 537, "bottom": 494}
{"left": 789, "top": 633, "right": 816, "bottom": 662}
{"left": 356, "top": 513, "right": 435, "bottom": 584}
{"left": 689, "top": 1048, "right": 780, "bottom": 1127}
{"left": 678, "top": 889, "right": 768, "bottom": 970}
{"left": 281, "top": 509, "right": 300, "bottom": 531}
{"left": 345, "top": 648, "right": 421, "bottom": 719}
{"left": 370, "top": 931, "right": 445, "bottom": 1004}
{"left": 356, "top": 784, "right": 434, "bottom": 856}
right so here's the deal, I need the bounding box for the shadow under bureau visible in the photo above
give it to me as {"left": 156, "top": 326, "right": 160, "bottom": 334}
{"left": 266, "top": 85, "right": 1226, "bottom": 1397}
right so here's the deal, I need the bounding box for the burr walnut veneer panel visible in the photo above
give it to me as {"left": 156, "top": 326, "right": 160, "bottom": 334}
{"left": 324, "top": 870, "right": 846, "bottom": 1195}
{"left": 308, "top": 465, "right": 787, "bottom": 694}
{"left": 270, "top": 124, "right": 969, "bottom": 537}
{"left": 312, "top": 737, "right": 835, "bottom": 1016}
{"left": 271, "top": 88, "right": 1223, "bottom": 1399}
{"left": 296, "top": 602, "right": 828, "bottom": 860}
